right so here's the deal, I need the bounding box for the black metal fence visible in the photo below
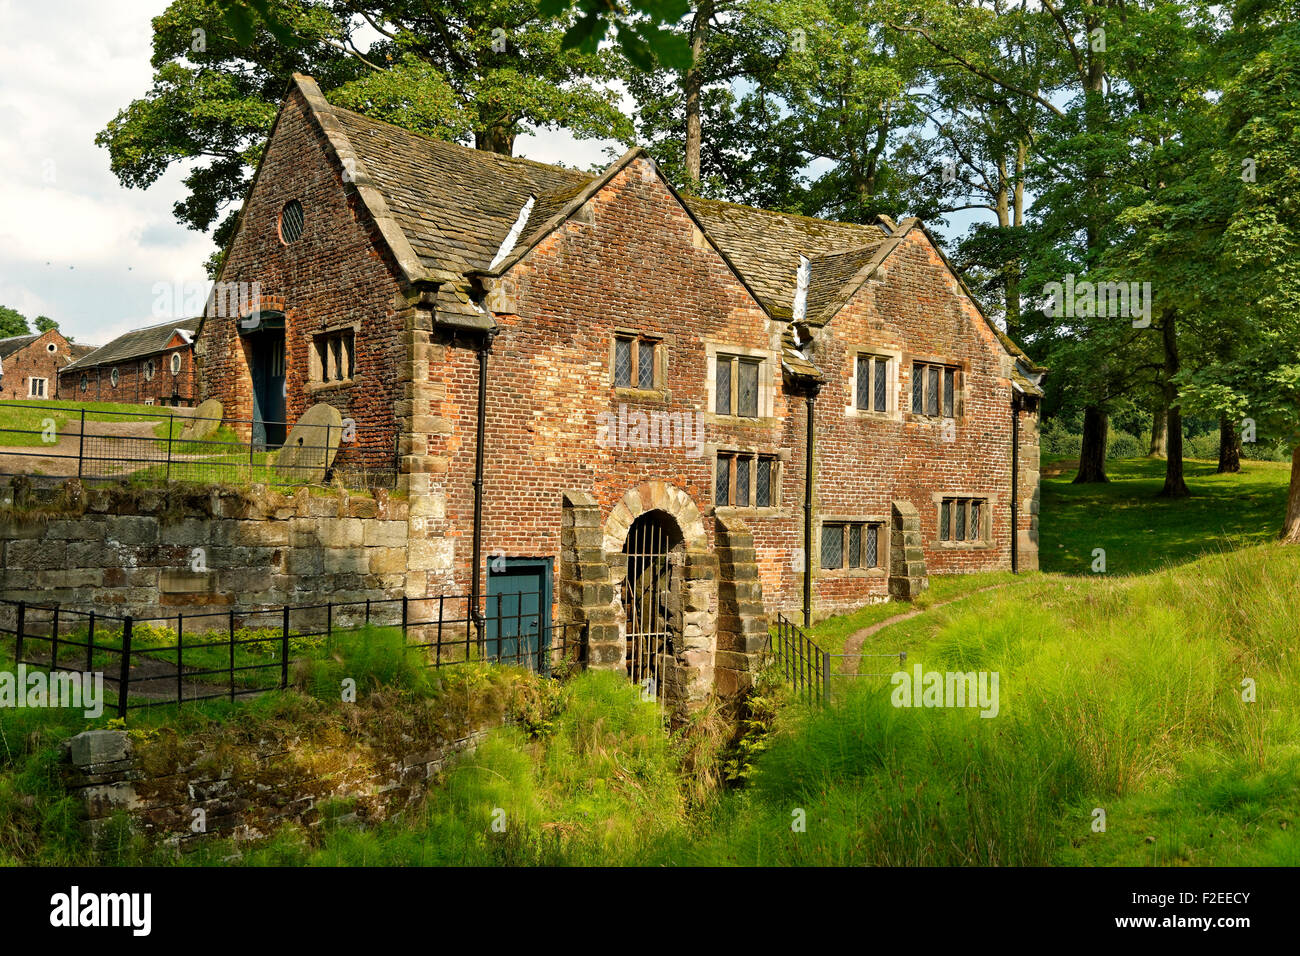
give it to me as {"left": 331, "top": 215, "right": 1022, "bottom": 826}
{"left": 769, "top": 613, "right": 906, "bottom": 705}
{"left": 0, "top": 596, "right": 585, "bottom": 717}
{"left": 0, "top": 401, "right": 398, "bottom": 490}
{"left": 769, "top": 613, "right": 830, "bottom": 704}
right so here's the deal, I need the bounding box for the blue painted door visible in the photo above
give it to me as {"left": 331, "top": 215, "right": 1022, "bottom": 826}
{"left": 486, "top": 559, "right": 551, "bottom": 671}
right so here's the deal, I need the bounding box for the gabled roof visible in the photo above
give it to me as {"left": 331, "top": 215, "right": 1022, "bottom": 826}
{"left": 682, "top": 197, "right": 888, "bottom": 321}
{"left": 61, "top": 319, "right": 199, "bottom": 373}
{"left": 0, "top": 333, "right": 40, "bottom": 360}
{"left": 284, "top": 75, "right": 1039, "bottom": 382}
{"left": 327, "top": 102, "right": 591, "bottom": 277}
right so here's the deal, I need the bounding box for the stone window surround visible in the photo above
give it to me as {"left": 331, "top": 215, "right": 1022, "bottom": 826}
{"left": 307, "top": 321, "right": 359, "bottom": 392}
{"left": 608, "top": 327, "right": 672, "bottom": 401}
{"left": 904, "top": 352, "right": 969, "bottom": 425}
{"left": 817, "top": 514, "right": 889, "bottom": 577}
{"left": 844, "top": 345, "right": 904, "bottom": 421}
{"left": 704, "top": 341, "right": 778, "bottom": 424}
{"left": 27, "top": 377, "right": 48, "bottom": 398}
{"left": 170, "top": 351, "right": 183, "bottom": 375}
{"left": 931, "top": 491, "right": 997, "bottom": 549}
{"left": 707, "top": 442, "right": 789, "bottom": 517}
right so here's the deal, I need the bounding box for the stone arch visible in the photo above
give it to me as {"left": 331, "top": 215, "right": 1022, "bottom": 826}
{"left": 603, "top": 481, "right": 708, "bottom": 555}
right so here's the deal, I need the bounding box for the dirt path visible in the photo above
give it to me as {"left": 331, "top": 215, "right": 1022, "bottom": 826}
{"left": 839, "top": 583, "right": 1022, "bottom": 675}
{"left": 101, "top": 655, "right": 253, "bottom": 703}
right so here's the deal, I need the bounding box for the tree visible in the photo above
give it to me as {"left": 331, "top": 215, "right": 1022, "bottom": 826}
{"left": 0, "top": 306, "right": 30, "bottom": 338}
{"left": 33, "top": 316, "right": 59, "bottom": 334}
{"left": 99, "top": 0, "right": 635, "bottom": 274}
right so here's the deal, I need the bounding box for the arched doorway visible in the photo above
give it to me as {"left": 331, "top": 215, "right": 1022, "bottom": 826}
{"left": 622, "top": 510, "right": 684, "bottom": 702}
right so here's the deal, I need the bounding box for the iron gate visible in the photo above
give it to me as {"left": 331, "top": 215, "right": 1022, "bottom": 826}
{"left": 623, "top": 513, "right": 677, "bottom": 703}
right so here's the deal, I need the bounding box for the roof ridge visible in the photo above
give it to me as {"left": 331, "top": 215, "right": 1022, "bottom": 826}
{"left": 683, "top": 194, "right": 888, "bottom": 235}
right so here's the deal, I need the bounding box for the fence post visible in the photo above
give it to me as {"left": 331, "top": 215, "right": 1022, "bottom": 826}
{"left": 50, "top": 603, "right": 60, "bottom": 669}
{"left": 822, "top": 648, "right": 831, "bottom": 706}
{"left": 326, "top": 601, "right": 333, "bottom": 641}
{"left": 14, "top": 601, "right": 25, "bottom": 664}
{"left": 176, "top": 612, "right": 184, "bottom": 706}
{"left": 166, "top": 412, "right": 174, "bottom": 481}
{"left": 281, "top": 605, "right": 290, "bottom": 690}
{"left": 228, "top": 609, "right": 236, "bottom": 702}
{"left": 117, "top": 616, "right": 132, "bottom": 718}
{"left": 86, "top": 610, "right": 95, "bottom": 673}
{"left": 401, "top": 595, "right": 408, "bottom": 636}
{"left": 77, "top": 409, "right": 85, "bottom": 478}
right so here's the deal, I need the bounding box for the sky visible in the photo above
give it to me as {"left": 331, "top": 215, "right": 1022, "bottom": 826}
{"left": 0, "top": 0, "right": 618, "bottom": 348}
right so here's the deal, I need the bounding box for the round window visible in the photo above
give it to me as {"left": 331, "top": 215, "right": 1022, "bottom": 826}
{"left": 144, "top": 359, "right": 155, "bottom": 381}
{"left": 46, "top": 342, "right": 57, "bottom": 353}
{"left": 79, "top": 374, "right": 88, "bottom": 392}
{"left": 170, "top": 351, "right": 182, "bottom": 375}
{"left": 279, "top": 200, "right": 305, "bottom": 243}
{"left": 110, "top": 368, "right": 119, "bottom": 388}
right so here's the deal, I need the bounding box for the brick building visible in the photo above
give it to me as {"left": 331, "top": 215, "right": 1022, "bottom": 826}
{"left": 0, "top": 328, "right": 89, "bottom": 400}
{"left": 197, "top": 75, "right": 1044, "bottom": 707}
{"left": 59, "top": 320, "right": 199, "bottom": 407}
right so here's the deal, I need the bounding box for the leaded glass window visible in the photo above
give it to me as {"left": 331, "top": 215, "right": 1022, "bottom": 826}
{"left": 716, "top": 355, "right": 732, "bottom": 414}
{"left": 848, "top": 523, "right": 862, "bottom": 568}
{"left": 614, "top": 337, "right": 632, "bottom": 387}
{"left": 738, "top": 359, "right": 759, "bottom": 418}
{"left": 715, "top": 454, "right": 731, "bottom": 506}
{"left": 821, "top": 524, "right": 844, "bottom": 569}
{"left": 866, "top": 524, "right": 879, "bottom": 567}
{"left": 736, "top": 455, "right": 751, "bottom": 507}
{"left": 756, "top": 457, "right": 772, "bottom": 507}
{"left": 638, "top": 340, "right": 655, "bottom": 389}
{"left": 874, "top": 358, "right": 888, "bottom": 412}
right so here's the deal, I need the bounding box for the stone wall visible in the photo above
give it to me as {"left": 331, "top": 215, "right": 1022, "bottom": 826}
{"left": 63, "top": 709, "right": 497, "bottom": 848}
{"left": 0, "top": 478, "right": 412, "bottom": 616}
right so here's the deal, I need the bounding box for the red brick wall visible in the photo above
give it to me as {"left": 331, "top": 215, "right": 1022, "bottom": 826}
{"left": 1, "top": 329, "right": 74, "bottom": 400}
{"left": 416, "top": 159, "right": 790, "bottom": 604}
{"left": 60, "top": 341, "right": 197, "bottom": 407}
{"left": 407, "top": 162, "right": 1039, "bottom": 618}
{"left": 196, "top": 88, "right": 406, "bottom": 448}
{"left": 801, "top": 229, "right": 1034, "bottom": 613}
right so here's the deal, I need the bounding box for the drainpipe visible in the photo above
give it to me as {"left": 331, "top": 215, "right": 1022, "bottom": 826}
{"left": 470, "top": 328, "right": 498, "bottom": 647}
{"left": 803, "top": 384, "right": 819, "bottom": 627}
{"left": 1011, "top": 391, "right": 1020, "bottom": 574}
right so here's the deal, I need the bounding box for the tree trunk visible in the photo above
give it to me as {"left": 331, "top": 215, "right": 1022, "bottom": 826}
{"left": 1157, "top": 310, "right": 1190, "bottom": 498}
{"left": 475, "top": 124, "right": 515, "bottom": 155}
{"left": 1148, "top": 397, "right": 1167, "bottom": 458}
{"left": 683, "top": 0, "right": 713, "bottom": 186}
{"left": 1074, "top": 405, "right": 1109, "bottom": 483}
{"left": 1217, "top": 416, "right": 1242, "bottom": 473}
{"left": 1283, "top": 445, "right": 1300, "bottom": 542}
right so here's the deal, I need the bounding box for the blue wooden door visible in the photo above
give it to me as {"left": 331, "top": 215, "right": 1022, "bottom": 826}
{"left": 486, "top": 559, "right": 551, "bottom": 671}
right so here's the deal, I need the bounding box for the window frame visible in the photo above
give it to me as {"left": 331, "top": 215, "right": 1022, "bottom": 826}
{"left": 705, "top": 343, "right": 775, "bottom": 422}
{"left": 610, "top": 331, "right": 665, "bottom": 395}
{"left": 27, "top": 377, "right": 48, "bottom": 398}
{"left": 308, "top": 324, "right": 357, "bottom": 390}
{"left": 907, "top": 358, "right": 965, "bottom": 421}
{"left": 846, "top": 347, "right": 902, "bottom": 420}
{"left": 934, "top": 494, "right": 993, "bottom": 548}
{"left": 712, "top": 448, "right": 784, "bottom": 514}
{"left": 818, "top": 517, "right": 888, "bottom": 574}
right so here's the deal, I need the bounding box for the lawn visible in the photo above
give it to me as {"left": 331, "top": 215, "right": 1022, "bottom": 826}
{"left": 0, "top": 399, "right": 180, "bottom": 448}
{"left": 1039, "top": 455, "right": 1291, "bottom": 575}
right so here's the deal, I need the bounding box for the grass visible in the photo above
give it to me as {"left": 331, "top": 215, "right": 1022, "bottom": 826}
{"left": 0, "top": 399, "right": 182, "bottom": 448}
{"left": 1040, "top": 455, "right": 1291, "bottom": 575}
{"left": 2, "top": 454, "right": 1298, "bottom": 866}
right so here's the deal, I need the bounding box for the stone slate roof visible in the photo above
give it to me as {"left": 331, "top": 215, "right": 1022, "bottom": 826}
{"left": 682, "top": 197, "right": 887, "bottom": 321}
{"left": 331, "top": 106, "right": 591, "bottom": 276}
{"left": 62, "top": 319, "right": 199, "bottom": 372}
{"left": 0, "top": 333, "right": 40, "bottom": 360}
{"left": 290, "top": 75, "right": 1040, "bottom": 379}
